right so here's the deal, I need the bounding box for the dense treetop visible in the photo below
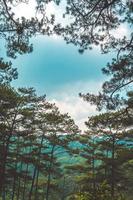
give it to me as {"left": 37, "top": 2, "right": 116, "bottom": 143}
{"left": 0, "top": 1, "right": 133, "bottom": 200}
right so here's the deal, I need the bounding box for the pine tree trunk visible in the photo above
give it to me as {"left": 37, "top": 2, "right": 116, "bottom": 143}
{"left": 111, "top": 135, "right": 115, "bottom": 199}
{"left": 45, "top": 145, "right": 55, "bottom": 200}
{"left": 34, "top": 168, "right": 39, "bottom": 200}
{"left": 22, "top": 163, "right": 29, "bottom": 200}
{"left": 16, "top": 162, "right": 23, "bottom": 200}
{"left": 61, "top": 176, "right": 66, "bottom": 200}
{"left": 34, "top": 135, "right": 44, "bottom": 200}
{"left": 28, "top": 166, "right": 37, "bottom": 200}
{"left": 1, "top": 112, "right": 17, "bottom": 199}
{"left": 11, "top": 168, "right": 17, "bottom": 200}
{"left": 105, "top": 150, "right": 109, "bottom": 178}
{"left": 1, "top": 135, "right": 12, "bottom": 200}
{"left": 12, "top": 136, "right": 20, "bottom": 200}
{"left": 92, "top": 138, "right": 96, "bottom": 200}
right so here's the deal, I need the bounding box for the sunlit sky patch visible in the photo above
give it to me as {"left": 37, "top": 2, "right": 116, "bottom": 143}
{"left": 1, "top": 35, "right": 114, "bottom": 130}
{"left": 1, "top": 0, "right": 130, "bottom": 130}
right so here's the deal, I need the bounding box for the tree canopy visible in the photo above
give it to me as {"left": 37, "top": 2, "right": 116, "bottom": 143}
{"left": 0, "top": 1, "right": 133, "bottom": 200}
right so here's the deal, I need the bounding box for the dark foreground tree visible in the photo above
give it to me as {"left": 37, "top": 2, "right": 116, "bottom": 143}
{"left": 0, "top": 0, "right": 59, "bottom": 58}
{"left": 65, "top": 111, "right": 133, "bottom": 200}
{"left": 0, "top": 83, "right": 80, "bottom": 200}
{"left": 0, "top": 1, "right": 133, "bottom": 200}
{"left": 0, "top": 0, "right": 132, "bottom": 57}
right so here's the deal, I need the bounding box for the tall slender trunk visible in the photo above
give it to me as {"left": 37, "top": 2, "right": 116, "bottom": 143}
{"left": 16, "top": 162, "right": 23, "bottom": 200}
{"left": 34, "top": 135, "right": 44, "bottom": 200}
{"left": 28, "top": 165, "right": 37, "bottom": 200}
{"left": 34, "top": 168, "right": 40, "bottom": 200}
{"left": 61, "top": 176, "right": 66, "bottom": 200}
{"left": 111, "top": 135, "right": 115, "bottom": 199}
{"left": 0, "top": 142, "right": 6, "bottom": 193}
{"left": 92, "top": 138, "right": 96, "bottom": 200}
{"left": 105, "top": 150, "right": 109, "bottom": 178}
{"left": 11, "top": 163, "right": 18, "bottom": 200}
{"left": 11, "top": 136, "right": 20, "bottom": 200}
{"left": 45, "top": 145, "right": 55, "bottom": 200}
{"left": 22, "top": 163, "right": 29, "bottom": 200}
{"left": 1, "top": 134, "right": 12, "bottom": 200}
{"left": 1, "top": 111, "right": 18, "bottom": 200}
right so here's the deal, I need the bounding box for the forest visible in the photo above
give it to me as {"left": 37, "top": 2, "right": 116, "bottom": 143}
{"left": 0, "top": 0, "right": 133, "bottom": 200}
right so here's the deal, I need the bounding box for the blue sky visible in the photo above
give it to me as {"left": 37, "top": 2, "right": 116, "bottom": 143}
{"left": 9, "top": 36, "right": 112, "bottom": 95}
{"left": 1, "top": 35, "right": 114, "bottom": 130}
{"left": 1, "top": 0, "right": 128, "bottom": 130}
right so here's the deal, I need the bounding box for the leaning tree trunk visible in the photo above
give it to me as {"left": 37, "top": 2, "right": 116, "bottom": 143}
{"left": 28, "top": 164, "right": 37, "bottom": 200}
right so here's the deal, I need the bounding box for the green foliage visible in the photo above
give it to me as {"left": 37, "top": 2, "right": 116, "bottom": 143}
{"left": 0, "top": 1, "right": 133, "bottom": 200}
{"left": 0, "top": 84, "right": 80, "bottom": 200}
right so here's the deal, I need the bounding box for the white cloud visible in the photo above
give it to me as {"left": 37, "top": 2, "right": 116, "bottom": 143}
{"left": 11, "top": 1, "right": 130, "bottom": 44}
{"left": 50, "top": 95, "right": 97, "bottom": 132}
{"left": 52, "top": 80, "right": 103, "bottom": 97}
{"left": 111, "top": 24, "right": 130, "bottom": 39}
{"left": 12, "top": 0, "right": 68, "bottom": 24}
{"left": 12, "top": 0, "right": 58, "bottom": 19}
{"left": 11, "top": 0, "right": 37, "bottom": 19}
{"left": 48, "top": 80, "right": 102, "bottom": 131}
